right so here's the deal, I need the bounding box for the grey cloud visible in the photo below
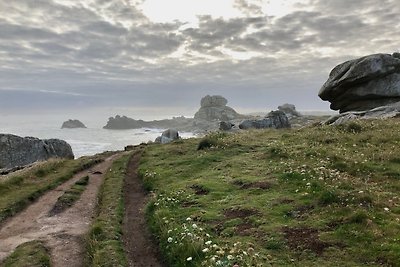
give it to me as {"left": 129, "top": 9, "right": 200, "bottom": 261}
{"left": 234, "top": 0, "right": 263, "bottom": 16}
{"left": 1, "top": 0, "right": 399, "bottom": 115}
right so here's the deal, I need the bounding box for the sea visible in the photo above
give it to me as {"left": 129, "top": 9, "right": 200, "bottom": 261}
{"left": 0, "top": 113, "right": 195, "bottom": 159}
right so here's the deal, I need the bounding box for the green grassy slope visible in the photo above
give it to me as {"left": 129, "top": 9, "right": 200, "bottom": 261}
{"left": 139, "top": 120, "right": 400, "bottom": 266}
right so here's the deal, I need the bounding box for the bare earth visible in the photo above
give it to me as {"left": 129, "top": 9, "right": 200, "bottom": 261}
{"left": 0, "top": 153, "right": 122, "bottom": 266}
{"left": 123, "top": 150, "right": 165, "bottom": 267}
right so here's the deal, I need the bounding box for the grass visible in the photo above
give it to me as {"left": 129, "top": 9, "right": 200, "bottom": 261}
{"left": 139, "top": 119, "right": 400, "bottom": 266}
{"left": 49, "top": 175, "right": 90, "bottom": 216}
{"left": 1, "top": 241, "right": 50, "bottom": 267}
{"left": 87, "top": 152, "right": 132, "bottom": 267}
{"left": 0, "top": 154, "right": 107, "bottom": 223}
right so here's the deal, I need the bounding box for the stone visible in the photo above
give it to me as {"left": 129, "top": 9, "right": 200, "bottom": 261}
{"left": 154, "top": 129, "right": 180, "bottom": 144}
{"left": 239, "top": 111, "right": 290, "bottom": 129}
{"left": 194, "top": 95, "right": 240, "bottom": 121}
{"left": 324, "top": 101, "right": 400, "bottom": 125}
{"left": 161, "top": 129, "right": 179, "bottom": 140}
{"left": 61, "top": 119, "right": 86, "bottom": 129}
{"left": 0, "top": 134, "right": 74, "bottom": 169}
{"left": 219, "top": 121, "right": 234, "bottom": 131}
{"left": 277, "top": 103, "right": 301, "bottom": 118}
{"left": 319, "top": 53, "right": 400, "bottom": 113}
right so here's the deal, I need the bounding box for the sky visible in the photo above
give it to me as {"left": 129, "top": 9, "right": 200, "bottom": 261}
{"left": 0, "top": 0, "right": 399, "bottom": 118}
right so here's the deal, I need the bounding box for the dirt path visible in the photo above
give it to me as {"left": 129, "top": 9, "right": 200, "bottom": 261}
{"left": 123, "top": 150, "right": 164, "bottom": 267}
{"left": 0, "top": 153, "right": 123, "bottom": 266}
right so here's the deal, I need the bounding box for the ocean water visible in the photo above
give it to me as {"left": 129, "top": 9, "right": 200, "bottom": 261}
{"left": 0, "top": 114, "right": 195, "bottom": 158}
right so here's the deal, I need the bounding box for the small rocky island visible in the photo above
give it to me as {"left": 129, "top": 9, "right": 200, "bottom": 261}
{"left": 0, "top": 134, "right": 74, "bottom": 170}
{"left": 61, "top": 119, "right": 86, "bottom": 129}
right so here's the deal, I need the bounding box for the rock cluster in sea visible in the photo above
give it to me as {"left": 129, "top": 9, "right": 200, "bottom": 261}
{"left": 61, "top": 119, "right": 86, "bottom": 129}
{"left": 319, "top": 53, "right": 400, "bottom": 124}
{"left": 0, "top": 134, "right": 74, "bottom": 170}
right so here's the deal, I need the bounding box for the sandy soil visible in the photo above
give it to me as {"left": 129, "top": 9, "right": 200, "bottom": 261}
{"left": 0, "top": 153, "right": 123, "bottom": 266}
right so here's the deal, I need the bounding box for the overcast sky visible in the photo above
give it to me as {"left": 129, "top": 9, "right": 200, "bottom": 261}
{"left": 0, "top": 0, "right": 399, "bottom": 118}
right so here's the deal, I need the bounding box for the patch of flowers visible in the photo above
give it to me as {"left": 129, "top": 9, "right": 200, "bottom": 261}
{"left": 150, "top": 190, "right": 268, "bottom": 266}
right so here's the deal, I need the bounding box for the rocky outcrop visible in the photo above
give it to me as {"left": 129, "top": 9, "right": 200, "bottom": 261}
{"left": 0, "top": 134, "right": 74, "bottom": 169}
{"left": 239, "top": 111, "right": 290, "bottom": 130}
{"left": 324, "top": 101, "right": 400, "bottom": 125}
{"left": 154, "top": 129, "right": 180, "bottom": 144}
{"left": 61, "top": 119, "right": 86, "bottom": 129}
{"left": 103, "top": 115, "right": 146, "bottom": 129}
{"left": 319, "top": 53, "right": 400, "bottom": 113}
{"left": 278, "top": 103, "right": 301, "bottom": 118}
{"left": 194, "top": 95, "right": 240, "bottom": 121}
{"left": 103, "top": 115, "right": 194, "bottom": 131}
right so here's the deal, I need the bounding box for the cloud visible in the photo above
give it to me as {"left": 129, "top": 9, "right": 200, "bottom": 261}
{"left": 0, "top": 0, "right": 399, "bottom": 114}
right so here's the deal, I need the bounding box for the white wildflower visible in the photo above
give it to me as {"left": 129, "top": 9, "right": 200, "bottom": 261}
{"left": 186, "top": 257, "right": 192, "bottom": 261}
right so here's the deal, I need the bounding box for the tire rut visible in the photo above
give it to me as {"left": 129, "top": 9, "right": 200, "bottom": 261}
{"left": 0, "top": 153, "right": 123, "bottom": 266}
{"left": 123, "top": 150, "right": 165, "bottom": 267}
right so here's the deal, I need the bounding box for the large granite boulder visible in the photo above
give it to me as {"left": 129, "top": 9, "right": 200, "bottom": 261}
{"left": 0, "top": 134, "right": 74, "bottom": 169}
{"left": 194, "top": 95, "right": 240, "bottom": 121}
{"left": 319, "top": 53, "right": 400, "bottom": 113}
{"left": 154, "top": 129, "right": 180, "bottom": 144}
{"left": 61, "top": 119, "right": 86, "bottom": 129}
{"left": 239, "top": 111, "right": 290, "bottom": 129}
{"left": 278, "top": 103, "right": 301, "bottom": 118}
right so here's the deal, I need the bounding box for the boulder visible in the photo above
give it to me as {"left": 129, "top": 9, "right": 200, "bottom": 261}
{"left": 0, "top": 134, "right": 74, "bottom": 169}
{"left": 277, "top": 103, "right": 301, "bottom": 118}
{"left": 154, "top": 129, "right": 180, "bottom": 144}
{"left": 239, "top": 111, "right": 290, "bottom": 129}
{"left": 61, "top": 119, "right": 86, "bottom": 129}
{"left": 219, "top": 121, "right": 234, "bottom": 131}
{"left": 194, "top": 95, "right": 240, "bottom": 121}
{"left": 319, "top": 53, "right": 400, "bottom": 113}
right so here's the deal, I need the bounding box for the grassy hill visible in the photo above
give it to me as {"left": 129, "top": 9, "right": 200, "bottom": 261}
{"left": 139, "top": 119, "right": 400, "bottom": 266}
